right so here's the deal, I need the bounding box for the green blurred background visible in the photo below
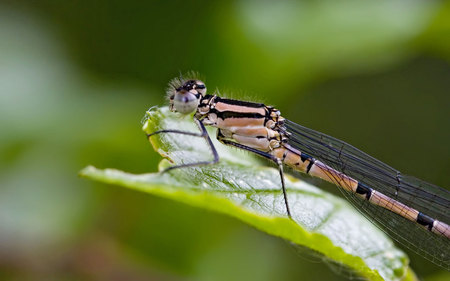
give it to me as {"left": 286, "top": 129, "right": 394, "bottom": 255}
{"left": 0, "top": 0, "right": 449, "bottom": 280}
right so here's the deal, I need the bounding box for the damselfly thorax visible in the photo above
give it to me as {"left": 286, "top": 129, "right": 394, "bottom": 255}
{"left": 148, "top": 76, "right": 450, "bottom": 269}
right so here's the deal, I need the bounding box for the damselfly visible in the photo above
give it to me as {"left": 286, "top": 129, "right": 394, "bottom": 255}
{"left": 146, "top": 75, "right": 450, "bottom": 269}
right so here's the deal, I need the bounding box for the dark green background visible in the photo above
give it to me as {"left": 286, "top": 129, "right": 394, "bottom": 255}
{"left": 0, "top": 1, "right": 449, "bottom": 280}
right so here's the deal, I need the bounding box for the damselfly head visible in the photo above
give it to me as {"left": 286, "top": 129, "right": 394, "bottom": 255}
{"left": 168, "top": 79, "right": 206, "bottom": 114}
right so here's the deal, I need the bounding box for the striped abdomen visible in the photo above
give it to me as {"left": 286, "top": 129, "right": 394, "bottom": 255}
{"left": 271, "top": 144, "right": 450, "bottom": 239}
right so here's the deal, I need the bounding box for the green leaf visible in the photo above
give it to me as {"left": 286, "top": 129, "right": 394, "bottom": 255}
{"left": 80, "top": 106, "right": 417, "bottom": 281}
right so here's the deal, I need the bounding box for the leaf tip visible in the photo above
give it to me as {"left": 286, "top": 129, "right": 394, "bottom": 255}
{"left": 78, "top": 165, "right": 98, "bottom": 178}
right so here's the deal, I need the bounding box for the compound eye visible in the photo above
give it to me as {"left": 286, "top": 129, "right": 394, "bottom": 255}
{"left": 173, "top": 91, "right": 199, "bottom": 114}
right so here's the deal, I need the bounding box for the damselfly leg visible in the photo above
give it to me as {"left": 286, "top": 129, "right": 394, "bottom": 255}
{"left": 218, "top": 133, "right": 291, "bottom": 217}
{"left": 147, "top": 118, "right": 293, "bottom": 218}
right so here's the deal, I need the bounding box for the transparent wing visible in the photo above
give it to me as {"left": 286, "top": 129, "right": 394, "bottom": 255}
{"left": 284, "top": 119, "right": 450, "bottom": 268}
